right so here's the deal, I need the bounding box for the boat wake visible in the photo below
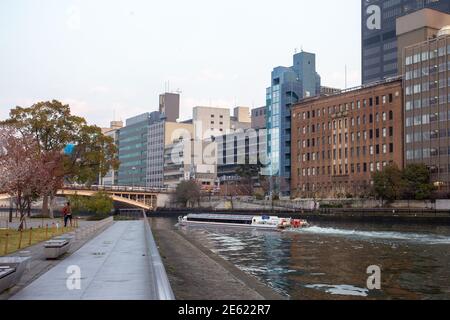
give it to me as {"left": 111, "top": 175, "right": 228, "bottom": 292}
{"left": 304, "top": 284, "right": 369, "bottom": 297}
{"left": 290, "top": 226, "right": 450, "bottom": 244}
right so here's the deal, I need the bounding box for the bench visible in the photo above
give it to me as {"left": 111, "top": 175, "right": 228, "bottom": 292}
{"left": 0, "top": 266, "right": 17, "bottom": 293}
{"left": 44, "top": 239, "right": 72, "bottom": 260}
{"left": 0, "top": 257, "right": 30, "bottom": 293}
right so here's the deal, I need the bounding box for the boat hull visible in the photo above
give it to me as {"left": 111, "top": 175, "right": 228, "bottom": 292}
{"left": 179, "top": 220, "right": 281, "bottom": 231}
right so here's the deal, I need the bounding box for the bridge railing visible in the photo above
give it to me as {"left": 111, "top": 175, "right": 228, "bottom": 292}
{"left": 63, "top": 184, "right": 175, "bottom": 194}
{"left": 142, "top": 211, "right": 175, "bottom": 300}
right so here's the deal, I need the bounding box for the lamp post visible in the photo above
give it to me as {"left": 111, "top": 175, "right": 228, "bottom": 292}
{"left": 9, "top": 196, "right": 13, "bottom": 224}
{"left": 131, "top": 167, "right": 137, "bottom": 188}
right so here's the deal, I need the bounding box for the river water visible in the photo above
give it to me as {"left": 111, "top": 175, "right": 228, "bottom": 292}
{"left": 153, "top": 217, "right": 450, "bottom": 300}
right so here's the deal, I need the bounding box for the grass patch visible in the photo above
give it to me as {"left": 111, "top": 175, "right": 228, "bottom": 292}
{"left": 0, "top": 226, "right": 76, "bottom": 257}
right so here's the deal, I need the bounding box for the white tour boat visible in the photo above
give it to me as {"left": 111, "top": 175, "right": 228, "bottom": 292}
{"left": 178, "top": 214, "right": 309, "bottom": 231}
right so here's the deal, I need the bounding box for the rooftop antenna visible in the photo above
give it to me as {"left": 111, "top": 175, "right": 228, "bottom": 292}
{"left": 345, "top": 65, "right": 348, "bottom": 89}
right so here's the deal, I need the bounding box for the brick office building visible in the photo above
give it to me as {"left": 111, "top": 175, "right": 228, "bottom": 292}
{"left": 291, "top": 78, "right": 404, "bottom": 199}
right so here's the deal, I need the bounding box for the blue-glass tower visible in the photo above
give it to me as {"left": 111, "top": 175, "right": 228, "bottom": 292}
{"left": 266, "top": 51, "right": 321, "bottom": 196}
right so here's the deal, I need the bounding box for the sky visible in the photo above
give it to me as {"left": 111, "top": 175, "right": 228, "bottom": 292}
{"left": 0, "top": 0, "right": 362, "bottom": 127}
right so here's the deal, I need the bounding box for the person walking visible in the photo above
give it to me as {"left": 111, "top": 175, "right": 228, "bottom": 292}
{"left": 63, "top": 202, "right": 73, "bottom": 227}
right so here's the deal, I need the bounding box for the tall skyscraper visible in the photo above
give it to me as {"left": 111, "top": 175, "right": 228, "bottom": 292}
{"left": 118, "top": 112, "right": 165, "bottom": 187}
{"left": 100, "top": 121, "right": 123, "bottom": 186}
{"left": 402, "top": 24, "right": 450, "bottom": 193}
{"left": 266, "top": 51, "right": 321, "bottom": 196}
{"left": 362, "top": 0, "right": 450, "bottom": 84}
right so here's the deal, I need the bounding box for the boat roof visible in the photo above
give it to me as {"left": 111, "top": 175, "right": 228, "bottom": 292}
{"left": 187, "top": 214, "right": 255, "bottom": 221}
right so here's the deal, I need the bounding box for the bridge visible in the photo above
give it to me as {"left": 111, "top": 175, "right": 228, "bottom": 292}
{"left": 0, "top": 185, "right": 174, "bottom": 211}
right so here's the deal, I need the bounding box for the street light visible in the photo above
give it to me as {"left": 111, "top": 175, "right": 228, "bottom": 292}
{"left": 9, "top": 196, "right": 13, "bottom": 224}
{"left": 131, "top": 167, "right": 137, "bottom": 188}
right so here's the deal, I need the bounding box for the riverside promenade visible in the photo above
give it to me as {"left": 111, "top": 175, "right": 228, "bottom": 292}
{"left": 10, "top": 220, "right": 172, "bottom": 300}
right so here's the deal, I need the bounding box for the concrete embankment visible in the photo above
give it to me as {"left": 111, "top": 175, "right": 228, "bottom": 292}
{"left": 150, "top": 218, "right": 284, "bottom": 300}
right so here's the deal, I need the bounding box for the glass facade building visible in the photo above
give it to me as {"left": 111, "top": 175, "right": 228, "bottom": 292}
{"left": 403, "top": 32, "right": 450, "bottom": 192}
{"left": 362, "top": 0, "right": 450, "bottom": 84}
{"left": 266, "top": 51, "right": 321, "bottom": 196}
{"left": 117, "top": 112, "right": 165, "bottom": 187}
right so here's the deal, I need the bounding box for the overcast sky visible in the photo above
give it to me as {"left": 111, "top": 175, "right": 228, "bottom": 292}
{"left": 0, "top": 0, "right": 361, "bottom": 127}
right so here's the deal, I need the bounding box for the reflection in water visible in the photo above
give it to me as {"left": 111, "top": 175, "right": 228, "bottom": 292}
{"left": 166, "top": 219, "right": 450, "bottom": 300}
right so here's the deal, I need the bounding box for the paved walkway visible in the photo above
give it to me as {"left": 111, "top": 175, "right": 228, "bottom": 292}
{"left": 10, "top": 221, "right": 156, "bottom": 300}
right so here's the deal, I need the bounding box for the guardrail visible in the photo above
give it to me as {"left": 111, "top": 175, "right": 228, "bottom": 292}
{"left": 74, "top": 217, "right": 114, "bottom": 240}
{"left": 142, "top": 211, "right": 175, "bottom": 300}
{"left": 63, "top": 184, "right": 175, "bottom": 194}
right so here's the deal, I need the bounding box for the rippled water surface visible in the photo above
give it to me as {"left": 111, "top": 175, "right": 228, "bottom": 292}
{"left": 155, "top": 217, "right": 450, "bottom": 300}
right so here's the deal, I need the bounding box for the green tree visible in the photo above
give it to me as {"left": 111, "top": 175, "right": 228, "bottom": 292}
{"left": 175, "top": 180, "right": 201, "bottom": 208}
{"left": 1, "top": 100, "right": 119, "bottom": 217}
{"left": 84, "top": 192, "right": 114, "bottom": 215}
{"left": 236, "top": 164, "right": 261, "bottom": 194}
{"left": 67, "top": 192, "right": 113, "bottom": 216}
{"left": 372, "top": 164, "right": 403, "bottom": 202}
{"left": 67, "top": 194, "right": 86, "bottom": 214}
{"left": 401, "top": 164, "right": 435, "bottom": 200}
{"left": 65, "top": 125, "right": 119, "bottom": 185}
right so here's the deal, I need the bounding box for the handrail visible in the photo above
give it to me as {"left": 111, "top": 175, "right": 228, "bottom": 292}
{"left": 62, "top": 184, "right": 175, "bottom": 193}
{"left": 142, "top": 211, "right": 175, "bottom": 300}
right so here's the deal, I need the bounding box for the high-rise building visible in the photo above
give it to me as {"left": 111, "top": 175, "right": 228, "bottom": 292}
{"left": 231, "top": 106, "right": 251, "bottom": 131}
{"left": 100, "top": 121, "right": 123, "bottom": 186}
{"left": 216, "top": 128, "right": 268, "bottom": 189}
{"left": 192, "top": 106, "right": 231, "bottom": 140}
{"left": 402, "top": 24, "right": 450, "bottom": 192}
{"left": 159, "top": 92, "right": 180, "bottom": 122}
{"left": 266, "top": 51, "right": 321, "bottom": 196}
{"left": 291, "top": 78, "right": 404, "bottom": 199}
{"left": 361, "top": 0, "right": 450, "bottom": 84}
{"left": 118, "top": 112, "right": 164, "bottom": 187}
{"left": 397, "top": 8, "right": 450, "bottom": 75}
{"left": 148, "top": 121, "right": 193, "bottom": 188}
{"left": 251, "top": 107, "right": 267, "bottom": 130}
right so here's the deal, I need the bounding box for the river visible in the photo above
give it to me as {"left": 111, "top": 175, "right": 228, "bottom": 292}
{"left": 152, "top": 217, "right": 450, "bottom": 300}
